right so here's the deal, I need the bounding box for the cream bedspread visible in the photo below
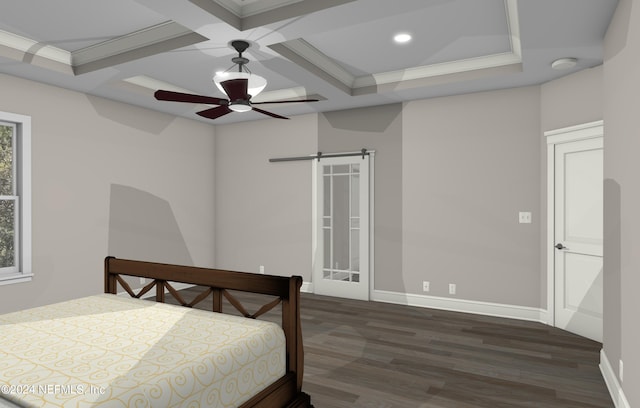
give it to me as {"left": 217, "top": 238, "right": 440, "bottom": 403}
{"left": 0, "top": 294, "right": 286, "bottom": 407}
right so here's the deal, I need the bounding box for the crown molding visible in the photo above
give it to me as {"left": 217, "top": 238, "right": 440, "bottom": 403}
{"left": 0, "top": 29, "right": 71, "bottom": 64}
{"left": 72, "top": 21, "right": 207, "bottom": 75}
{"left": 0, "top": 22, "right": 207, "bottom": 76}
{"left": 0, "top": 29, "right": 73, "bottom": 74}
{"left": 353, "top": 52, "right": 522, "bottom": 89}
{"left": 271, "top": 39, "right": 355, "bottom": 89}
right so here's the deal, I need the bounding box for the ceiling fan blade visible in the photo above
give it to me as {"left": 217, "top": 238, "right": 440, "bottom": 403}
{"left": 252, "top": 99, "right": 319, "bottom": 105}
{"left": 197, "top": 106, "right": 232, "bottom": 120}
{"left": 252, "top": 107, "right": 289, "bottom": 120}
{"left": 155, "top": 90, "right": 228, "bottom": 106}
{"left": 221, "top": 79, "right": 249, "bottom": 100}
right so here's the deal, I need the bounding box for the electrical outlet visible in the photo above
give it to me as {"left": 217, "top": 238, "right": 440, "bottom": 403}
{"left": 259, "top": 265, "right": 265, "bottom": 274}
{"left": 140, "top": 277, "right": 146, "bottom": 285}
{"left": 519, "top": 211, "right": 532, "bottom": 224}
{"left": 620, "top": 360, "right": 624, "bottom": 382}
{"left": 422, "top": 281, "right": 430, "bottom": 292}
{"left": 449, "top": 283, "right": 456, "bottom": 295}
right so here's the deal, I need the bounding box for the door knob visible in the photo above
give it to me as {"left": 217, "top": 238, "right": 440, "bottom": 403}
{"left": 555, "top": 243, "right": 567, "bottom": 250}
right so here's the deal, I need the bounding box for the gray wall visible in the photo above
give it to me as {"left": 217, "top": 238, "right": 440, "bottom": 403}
{"left": 216, "top": 87, "right": 543, "bottom": 308}
{"left": 318, "top": 104, "right": 403, "bottom": 291}
{"left": 540, "top": 66, "right": 604, "bottom": 132}
{"left": 402, "top": 87, "right": 541, "bottom": 305}
{"left": 215, "top": 88, "right": 543, "bottom": 308}
{"left": 0, "top": 73, "right": 216, "bottom": 314}
{"left": 603, "top": 0, "right": 640, "bottom": 404}
{"left": 214, "top": 114, "right": 317, "bottom": 281}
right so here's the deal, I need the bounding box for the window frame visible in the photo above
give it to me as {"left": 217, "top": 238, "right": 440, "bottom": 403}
{"left": 0, "top": 111, "right": 32, "bottom": 285}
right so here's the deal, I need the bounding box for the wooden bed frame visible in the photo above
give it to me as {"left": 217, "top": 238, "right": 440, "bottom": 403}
{"left": 104, "top": 256, "right": 313, "bottom": 408}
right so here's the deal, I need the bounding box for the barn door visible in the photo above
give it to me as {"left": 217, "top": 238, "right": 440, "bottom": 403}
{"left": 312, "top": 155, "right": 370, "bottom": 301}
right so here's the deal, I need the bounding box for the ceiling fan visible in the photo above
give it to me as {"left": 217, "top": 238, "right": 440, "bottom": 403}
{"left": 154, "top": 40, "right": 318, "bottom": 120}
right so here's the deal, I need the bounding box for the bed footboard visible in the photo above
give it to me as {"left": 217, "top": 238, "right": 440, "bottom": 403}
{"left": 104, "top": 256, "right": 312, "bottom": 408}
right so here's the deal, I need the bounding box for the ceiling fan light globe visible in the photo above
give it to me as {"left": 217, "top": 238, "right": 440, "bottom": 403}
{"left": 213, "top": 72, "right": 267, "bottom": 97}
{"left": 229, "top": 102, "right": 252, "bottom": 112}
{"left": 394, "top": 33, "right": 412, "bottom": 44}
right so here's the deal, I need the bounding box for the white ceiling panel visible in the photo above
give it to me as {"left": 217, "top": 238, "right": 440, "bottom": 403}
{"left": 0, "top": 0, "right": 169, "bottom": 51}
{"left": 304, "top": 0, "right": 511, "bottom": 76}
{"left": 0, "top": 0, "right": 619, "bottom": 124}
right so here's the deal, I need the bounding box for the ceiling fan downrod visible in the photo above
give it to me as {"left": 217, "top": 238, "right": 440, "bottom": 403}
{"left": 230, "top": 40, "right": 250, "bottom": 72}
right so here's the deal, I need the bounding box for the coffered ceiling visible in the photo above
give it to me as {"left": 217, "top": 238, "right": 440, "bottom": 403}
{"left": 0, "top": 0, "right": 619, "bottom": 124}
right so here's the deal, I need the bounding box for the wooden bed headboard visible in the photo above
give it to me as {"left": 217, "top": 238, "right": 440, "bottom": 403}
{"left": 104, "top": 256, "right": 311, "bottom": 408}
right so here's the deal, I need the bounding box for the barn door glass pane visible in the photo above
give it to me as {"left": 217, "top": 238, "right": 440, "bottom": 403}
{"left": 322, "top": 163, "right": 361, "bottom": 282}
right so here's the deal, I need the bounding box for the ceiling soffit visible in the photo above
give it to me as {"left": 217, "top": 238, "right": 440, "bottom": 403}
{"left": 188, "top": 0, "right": 357, "bottom": 31}
{"left": 0, "top": 22, "right": 207, "bottom": 76}
{"left": 270, "top": 0, "right": 522, "bottom": 96}
{"left": 215, "top": 0, "right": 305, "bottom": 17}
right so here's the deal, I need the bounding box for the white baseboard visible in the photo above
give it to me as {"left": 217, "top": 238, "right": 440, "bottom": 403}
{"left": 371, "top": 289, "right": 547, "bottom": 323}
{"left": 600, "top": 349, "right": 631, "bottom": 408}
{"left": 538, "top": 308, "right": 549, "bottom": 324}
{"left": 128, "top": 282, "right": 545, "bottom": 324}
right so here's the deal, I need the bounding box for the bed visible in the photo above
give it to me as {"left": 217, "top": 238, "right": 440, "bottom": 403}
{"left": 0, "top": 257, "right": 313, "bottom": 408}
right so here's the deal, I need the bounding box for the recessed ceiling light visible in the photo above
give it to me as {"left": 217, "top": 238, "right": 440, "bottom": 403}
{"left": 394, "top": 33, "right": 412, "bottom": 44}
{"left": 551, "top": 58, "right": 577, "bottom": 70}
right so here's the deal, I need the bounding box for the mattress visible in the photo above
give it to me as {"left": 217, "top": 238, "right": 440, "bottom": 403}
{"left": 0, "top": 294, "right": 286, "bottom": 408}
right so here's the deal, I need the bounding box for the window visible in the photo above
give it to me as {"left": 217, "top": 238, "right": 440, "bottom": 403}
{"left": 0, "top": 112, "right": 31, "bottom": 285}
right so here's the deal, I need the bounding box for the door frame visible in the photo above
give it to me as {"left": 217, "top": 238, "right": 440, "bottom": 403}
{"left": 544, "top": 120, "right": 603, "bottom": 327}
{"left": 311, "top": 151, "right": 375, "bottom": 300}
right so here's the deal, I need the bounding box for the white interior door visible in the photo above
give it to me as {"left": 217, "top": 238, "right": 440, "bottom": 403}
{"left": 312, "top": 155, "right": 370, "bottom": 301}
{"left": 553, "top": 136, "right": 603, "bottom": 342}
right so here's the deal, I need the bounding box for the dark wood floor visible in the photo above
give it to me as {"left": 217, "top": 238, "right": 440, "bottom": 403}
{"left": 171, "top": 287, "right": 614, "bottom": 408}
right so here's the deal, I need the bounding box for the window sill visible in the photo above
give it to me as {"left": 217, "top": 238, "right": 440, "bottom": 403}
{"left": 0, "top": 273, "right": 33, "bottom": 286}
